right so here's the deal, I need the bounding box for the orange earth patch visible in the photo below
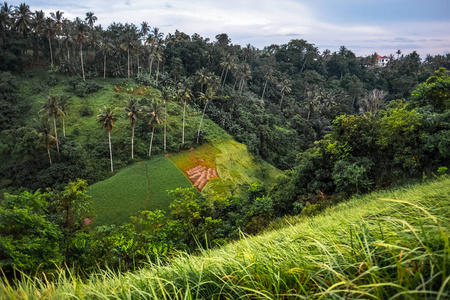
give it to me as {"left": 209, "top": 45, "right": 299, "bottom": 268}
{"left": 186, "top": 165, "right": 218, "bottom": 190}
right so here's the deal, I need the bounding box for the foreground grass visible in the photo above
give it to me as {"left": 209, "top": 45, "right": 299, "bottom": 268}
{"left": 88, "top": 156, "right": 196, "bottom": 226}
{"left": 2, "top": 178, "right": 449, "bottom": 299}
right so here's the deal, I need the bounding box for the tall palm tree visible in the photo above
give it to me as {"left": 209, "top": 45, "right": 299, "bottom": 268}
{"left": 0, "top": 2, "right": 13, "bottom": 39}
{"left": 59, "top": 96, "right": 69, "bottom": 137}
{"left": 178, "top": 85, "right": 193, "bottom": 144}
{"left": 124, "top": 97, "right": 142, "bottom": 159}
{"left": 220, "top": 54, "right": 235, "bottom": 87}
{"left": 13, "top": 3, "right": 32, "bottom": 36}
{"left": 304, "top": 85, "right": 322, "bottom": 121}
{"left": 161, "top": 86, "right": 175, "bottom": 151}
{"left": 97, "top": 106, "right": 118, "bottom": 173}
{"left": 196, "top": 67, "right": 210, "bottom": 93}
{"left": 261, "top": 64, "right": 275, "bottom": 102}
{"left": 85, "top": 11, "right": 97, "bottom": 29}
{"left": 30, "top": 10, "right": 45, "bottom": 61}
{"left": 41, "top": 94, "right": 64, "bottom": 152}
{"left": 37, "top": 116, "right": 56, "bottom": 166}
{"left": 120, "top": 28, "right": 137, "bottom": 78}
{"left": 197, "top": 88, "right": 217, "bottom": 144}
{"left": 42, "top": 17, "right": 56, "bottom": 65}
{"left": 238, "top": 63, "right": 252, "bottom": 94}
{"left": 50, "top": 10, "right": 64, "bottom": 33}
{"left": 140, "top": 21, "right": 149, "bottom": 38}
{"left": 278, "top": 75, "right": 292, "bottom": 108}
{"left": 148, "top": 100, "right": 164, "bottom": 157}
{"left": 99, "top": 37, "right": 113, "bottom": 78}
{"left": 155, "top": 39, "right": 164, "bottom": 85}
{"left": 75, "top": 21, "right": 88, "bottom": 81}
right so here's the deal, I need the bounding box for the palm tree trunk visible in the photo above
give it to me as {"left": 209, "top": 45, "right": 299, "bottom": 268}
{"left": 137, "top": 50, "right": 140, "bottom": 75}
{"left": 197, "top": 102, "right": 208, "bottom": 144}
{"left": 80, "top": 43, "right": 85, "bottom": 81}
{"left": 127, "top": 48, "right": 130, "bottom": 78}
{"left": 67, "top": 47, "right": 70, "bottom": 60}
{"left": 104, "top": 53, "right": 106, "bottom": 78}
{"left": 63, "top": 118, "right": 66, "bottom": 137}
{"left": 222, "top": 68, "right": 229, "bottom": 87}
{"left": 148, "top": 126, "right": 155, "bottom": 157}
{"left": 261, "top": 80, "right": 268, "bottom": 100}
{"left": 149, "top": 56, "right": 154, "bottom": 75}
{"left": 279, "top": 93, "right": 285, "bottom": 108}
{"left": 53, "top": 117, "right": 59, "bottom": 152}
{"left": 109, "top": 130, "right": 114, "bottom": 173}
{"left": 47, "top": 143, "right": 52, "bottom": 165}
{"left": 131, "top": 125, "right": 135, "bottom": 159}
{"left": 156, "top": 60, "right": 160, "bottom": 86}
{"left": 233, "top": 77, "right": 238, "bottom": 90}
{"left": 220, "top": 68, "right": 225, "bottom": 83}
{"left": 182, "top": 99, "right": 186, "bottom": 144}
{"left": 307, "top": 108, "right": 311, "bottom": 121}
{"left": 164, "top": 101, "right": 167, "bottom": 151}
{"left": 48, "top": 37, "right": 53, "bottom": 65}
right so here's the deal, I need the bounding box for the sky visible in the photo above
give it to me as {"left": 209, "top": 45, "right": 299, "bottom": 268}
{"left": 25, "top": 0, "right": 450, "bottom": 57}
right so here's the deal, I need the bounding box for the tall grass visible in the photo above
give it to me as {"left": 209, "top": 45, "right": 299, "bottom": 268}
{"left": 1, "top": 178, "right": 449, "bottom": 299}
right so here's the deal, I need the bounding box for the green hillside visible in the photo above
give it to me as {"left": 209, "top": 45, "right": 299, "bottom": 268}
{"left": 88, "top": 156, "right": 196, "bottom": 226}
{"left": 3, "top": 177, "right": 449, "bottom": 299}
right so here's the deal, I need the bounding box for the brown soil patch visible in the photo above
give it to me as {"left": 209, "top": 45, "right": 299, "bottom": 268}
{"left": 186, "top": 165, "right": 219, "bottom": 191}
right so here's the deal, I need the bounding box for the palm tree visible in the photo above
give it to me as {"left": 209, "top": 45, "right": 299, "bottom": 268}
{"left": 37, "top": 116, "right": 56, "bottom": 166}
{"left": 278, "top": 75, "right": 292, "bottom": 108}
{"left": 261, "top": 64, "right": 275, "bottom": 102}
{"left": 140, "top": 21, "right": 149, "bottom": 38}
{"left": 41, "top": 94, "right": 64, "bottom": 152}
{"left": 196, "top": 67, "right": 210, "bottom": 93}
{"left": 50, "top": 10, "right": 64, "bottom": 33}
{"left": 197, "top": 88, "right": 217, "bottom": 144}
{"left": 124, "top": 98, "right": 142, "bottom": 159}
{"left": 75, "top": 21, "right": 88, "bottom": 81}
{"left": 220, "top": 54, "right": 235, "bottom": 87}
{"left": 145, "top": 27, "right": 163, "bottom": 76}
{"left": 0, "top": 3, "right": 13, "bottom": 39}
{"left": 31, "top": 10, "right": 45, "bottom": 61}
{"left": 148, "top": 100, "right": 164, "bottom": 157}
{"left": 178, "top": 85, "right": 193, "bottom": 144}
{"left": 59, "top": 96, "right": 70, "bottom": 137}
{"left": 304, "top": 85, "right": 322, "bottom": 121}
{"left": 85, "top": 11, "right": 97, "bottom": 29}
{"left": 97, "top": 106, "right": 118, "bottom": 173}
{"left": 42, "top": 17, "right": 56, "bottom": 65}
{"left": 237, "top": 63, "right": 252, "bottom": 94}
{"left": 120, "top": 28, "right": 137, "bottom": 78}
{"left": 155, "top": 39, "right": 164, "bottom": 85}
{"left": 161, "top": 86, "right": 175, "bottom": 151}
{"left": 13, "top": 3, "right": 32, "bottom": 36}
{"left": 99, "top": 37, "right": 113, "bottom": 78}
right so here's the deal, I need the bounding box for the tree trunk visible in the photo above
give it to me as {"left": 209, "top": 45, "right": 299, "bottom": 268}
{"left": 197, "top": 102, "right": 208, "bottom": 144}
{"left": 148, "top": 126, "right": 155, "bottom": 157}
{"left": 53, "top": 117, "right": 59, "bottom": 152}
{"left": 164, "top": 101, "right": 167, "bottom": 151}
{"left": 279, "top": 92, "right": 285, "bottom": 108}
{"left": 137, "top": 50, "right": 140, "bottom": 75}
{"left": 109, "top": 130, "right": 114, "bottom": 173}
{"left": 182, "top": 99, "right": 186, "bottom": 144}
{"left": 131, "top": 125, "right": 135, "bottom": 159}
{"left": 47, "top": 143, "right": 52, "bottom": 165}
{"left": 67, "top": 47, "right": 70, "bottom": 60}
{"left": 48, "top": 37, "right": 53, "bottom": 65}
{"left": 127, "top": 48, "right": 130, "bottom": 78}
{"left": 62, "top": 118, "right": 66, "bottom": 137}
{"left": 222, "top": 68, "right": 229, "bottom": 87}
{"left": 104, "top": 53, "right": 106, "bottom": 78}
{"left": 220, "top": 68, "right": 225, "bottom": 83}
{"left": 80, "top": 43, "right": 85, "bottom": 81}
{"left": 149, "top": 56, "right": 154, "bottom": 76}
{"left": 233, "top": 77, "right": 238, "bottom": 90}
{"left": 261, "top": 79, "right": 268, "bottom": 100}
{"left": 156, "top": 59, "right": 160, "bottom": 86}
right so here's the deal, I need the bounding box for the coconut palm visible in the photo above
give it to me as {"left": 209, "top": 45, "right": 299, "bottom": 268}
{"left": 97, "top": 106, "right": 118, "bottom": 173}
{"left": 99, "top": 37, "right": 113, "bottom": 78}
{"left": 155, "top": 40, "right": 164, "bottom": 85}
{"left": 75, "top": 21, "right": 88, "bottom": 81}
{"left": 261, "top": 64, "right": 275, "bottom": 102}
{"left": 148, "top": 100, "right": 164, "bottom": 157}
{"left": 178, "top": 84, "right": 193, "bottom": 144}
{"left": 196, "top": 67, "right": 210, "bottom": 93}
{"left": 13, "top": 3, "right": 32, "bottom": 36}
{"left": 42, "top": 17, "right": 56, "bottom": 65}
{"left": 59, "top": 96, "right": 70, "bottom": 137}
{"left": 197, "top": 88, "right": 217, "bottom": 144}
{"left": 304, "top": 85, "right": 322, "bottom": 121}
{"left": 85, "top": 11, "right": 97, "bottom": 29}
{"left": 41, "top": 94, "right": 64, "bottom": 152}
{"left": 120, "top": 28, "right": 138, "bottom": 78}
{"left": 30, "top": 10, "right": 45, "bottom": 60}
{"left": 124, "top": 97, "right": 142, "bottom": 159}
{"left": 161, "top": 86, "right": 176, "bottom": 151}
{"left": 37, "top": 116, "right": 56, "bottom": 166}
{"left": 140, "top": 21, "right": 149, "bottom": 38}
{"left": 50, "top": 10, "right": 64, "bottom": 33}
{"left": 220, "top": 54, "right": 235, "bottom": 87}
{"left": 278, "top": 75, "right": 292, "bottom": 108}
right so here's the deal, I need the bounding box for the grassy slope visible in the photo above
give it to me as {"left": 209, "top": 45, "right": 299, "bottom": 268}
{"left": 4, "top": 178, "right": 449, "bottom": 299}
{"left": 88, "top": 156, "right": 197, "bottom": 226}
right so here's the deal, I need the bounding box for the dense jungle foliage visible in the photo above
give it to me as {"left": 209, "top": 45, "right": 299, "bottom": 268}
{"left": 0, "top": 2, "right": 449, "bottom": 281}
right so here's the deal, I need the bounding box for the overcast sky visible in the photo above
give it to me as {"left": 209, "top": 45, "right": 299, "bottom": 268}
{"left": 25, "top": 0, "right": 450, "bottom": 57}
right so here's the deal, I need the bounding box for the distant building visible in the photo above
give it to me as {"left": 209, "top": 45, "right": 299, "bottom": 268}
{"left": 377, "top": 55, "right": 390, "bottom": 67}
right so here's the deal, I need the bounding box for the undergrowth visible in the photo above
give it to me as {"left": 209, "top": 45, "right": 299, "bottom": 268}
{"left": 1, "top": 177, "right": 449, "bottom": 299}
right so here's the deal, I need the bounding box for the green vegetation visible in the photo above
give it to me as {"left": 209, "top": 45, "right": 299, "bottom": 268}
{"left": 88, "top": 157, "right": 196, "bottom": 226}
{"left": 2, "top": 178, "right": 449, "bottom": 299}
